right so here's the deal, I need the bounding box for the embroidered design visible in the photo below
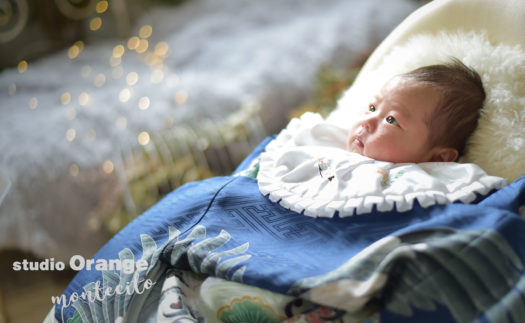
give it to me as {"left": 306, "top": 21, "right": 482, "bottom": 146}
{"left": 316, "top": 159, "right": 335, "bottom": 182}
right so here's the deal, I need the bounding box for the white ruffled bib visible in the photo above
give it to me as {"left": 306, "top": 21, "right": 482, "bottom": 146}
{"left": 257, "top": 113, "right": 507, "bottom": 217}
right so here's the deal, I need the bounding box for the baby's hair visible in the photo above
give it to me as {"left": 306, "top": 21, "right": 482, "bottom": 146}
{"left": 400, "top": 58, "right": 485, "bottom": 158}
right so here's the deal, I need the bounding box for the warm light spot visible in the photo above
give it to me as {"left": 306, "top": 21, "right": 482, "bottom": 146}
{"left": 109, "top": 56, "right": 121, "bottom": 67}
{"left": 112, "top": 66, "right": 123, "bottom": 79}
{"left": 154, "top": 42, "right": 169, "bottom": 57}
{"left": 81, "top": 65, "right": 92, "bottom": 78}
{"left": 150, "top": 69, "right": 164, "bottom": 83}
{"left": 139, "top": 25, "right": 152, "bottom": 39}
{"left": 119, "top": 88, "right": 131, "bottom": 102}
{"left": 138, "top": 96, "right": 150, "bottom": 110}
{"left": 18, "top": 60, "right": 28, "bottom": 73}
{"left": 113, "top": 45, "right": 125, "bottom": 58}
{"left": 174, "top": 90, "right": 188, "bottom": 105}
{"left": 8, "top": 83, "right": 16, "bottom": 96}
{"left": 67, "top": 108, "right": 77, "bottom": 120}
{"left": 61, "top": 92, "right": 71, "bottom": 105}
{"left": 96, "top": 0, "right": 108, "bottom": 14}
{"left": 90, "top": 17, "right": 102, "bottom": 31}
{"left": 78, "top": 92, "right": 90, "bottom": 106}
{"left": 68, "top": 45, "right": 80, "bottom": 59}
{"left": 87, "top": 129, "right": 97, "bottom": 140}
{"left": 136, "top": 39, "right": 149, "bottom": 54}
{"left": 103, "top": 160, "right": 114, "bottom": 174}
{"left": 74, "top": 40, "right": 84, "bottom": 50}
{"left": 127, "top": 36, "right": 140, "bottom": 50}
{"left": 69, "top": 163, "right": 79, "bottom": 176}
{"left": 138, "top": 131, "right": 150, "bottom": 145}
{"left": 116, "top": 116, "right": 127, "bottom": 130}
{"left": 94, "top": 73, "right": 106, "bottom": 87}
{"left": 29, "top": 97, "right": 38, "bottom": 110}
{"left": 126, "top": 72, "right": 138, "bottom": 86}
{"left": 66, "top": 128, "right": 76, "bottom": 142}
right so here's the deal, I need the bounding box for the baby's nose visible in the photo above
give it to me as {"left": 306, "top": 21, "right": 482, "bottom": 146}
{"left": 361, "top": 114, "right": 377, "bottom": 133}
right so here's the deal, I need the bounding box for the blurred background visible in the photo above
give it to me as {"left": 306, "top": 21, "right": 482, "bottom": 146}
{"left": 0, "top": 0, "right": 424, "bottom": 321}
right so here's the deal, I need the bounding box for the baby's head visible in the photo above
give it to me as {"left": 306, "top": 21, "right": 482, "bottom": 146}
{"left": 347, "top": 58, "right": 485, "bottom": 163}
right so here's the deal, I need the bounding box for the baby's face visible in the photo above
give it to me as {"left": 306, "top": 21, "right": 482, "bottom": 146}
{"left": 347, "top": 77, "right": 441, "bottom": 163}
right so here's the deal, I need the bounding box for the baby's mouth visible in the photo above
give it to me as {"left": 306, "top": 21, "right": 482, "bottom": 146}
{"left": 353, "top": 136, "right": 364, "bottom": 149}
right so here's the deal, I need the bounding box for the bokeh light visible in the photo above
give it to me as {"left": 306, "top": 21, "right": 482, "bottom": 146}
{"left": 139, "top": 25, "right": 153, "bottom": 39}
{"left": 113, "top": 45, "right": 125, "bottom": 58}
{"left": 90, "top": 17, "right": 102, "bottom": 31}
{"left": 174, "top": 90, "right": 188, "bottom": 105}
{"left": 138, "top": 96, "right": 150, "bottom": 110}
{"left": 69, "top": 163, "right": 79, "bottom": 176}
{"left": 96, "top": 1, "right": 109, "bottom": 14}
{"left": 126, "top": 72, "right": 139, "bottom": 86}
{"left": 119, "top": 88, "right": 131, "bottom": 102}
{"left": 29, "top": 97, "right": 38, "bottom": 110}
{"left": 138, "top": 131, "right": 150, "bottom": 145}
{"left": 94, "top": 73, "right": 106, "bottom": 87}
{"left": 61, "top": 92, "right": 71, "bottom": 105}
{"left": 18, "top": 60, "right": 28, "bottom": 73}
{"left": 66, "top": 128, "right": 76, "bottom": 142}
{"left": 103, "top": 160, "right": 114, "bottom": 174}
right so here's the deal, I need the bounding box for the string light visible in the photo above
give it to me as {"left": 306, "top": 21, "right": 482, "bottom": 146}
{"left": 154, "top": 42, "right": 169, "bottom": 57}
{"left": 69, "top": 163, "right": 79, "bottom": 176}
{"left": 138, "top": 96, "right": 150, "bottom": 110}
{"left": 68, "top": 45, "right": 80, "bottom": 59}
{"left": 78, "top": 92, "right": 90, "bottom": 106}
{"left": 136, "top": 39, "right": 149, "bottom": 54}
{"left": 113, "top": 45, "right": 125, "bottom": 58}
{"left": 126, "top": 72, "right": 138, "bottom": 86}
{"left": 109, "top": 56, "right": 121, "bottom": 67}
{"left": 61, "top": 92, "right": 71, "bottom": 105}
{"left": 90, "top": 17, "right": 102, "bottom": 31}
{"left": 29, "top": 97, "right": 38, "bottom": 110}
{"left": 103, "top": 160, "right": 114, "bottom": 174}
{"left": 18, "top": 60, "right": 28, "bottom": 73}
{"left": 66, "top": 128, "right": 76, "bottom": 142}
{"left": 127, "top": 36, "right": 140, "bottom": 50}
{"left": 139, "top": 25, "right": 153, "bottom": 39}
{"left": 119, "top": 88, "right": 131, "bottom": 102}
{"left": 96, "top": 1, "right": 109, "bottom": 14}
{"left": 138, "top": 131, "right": 150, "bottom": 145}
{"left": 94, "top": 73, "right": 106, "bottom": 87}
{"left": 150, "top": 69, "right": 164, "bottom": 83}
{"left": 174, "top": 90, "right": 188, "bottom": 105}
{"left": 74, "top": 41, "right": 84, "bottom": 51}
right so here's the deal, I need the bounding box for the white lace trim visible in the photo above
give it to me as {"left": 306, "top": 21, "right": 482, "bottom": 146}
{"left": 257, "top": 113, "right": 507, "bottom": 217}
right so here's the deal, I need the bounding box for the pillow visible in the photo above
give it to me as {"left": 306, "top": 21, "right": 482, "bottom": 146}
{"left": 328, "top": 31, "right": 525, "bottom": 182}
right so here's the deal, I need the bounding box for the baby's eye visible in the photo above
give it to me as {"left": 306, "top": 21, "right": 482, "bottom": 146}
{"left": 368, "top": 104, "right": 376, "bottom": 112}
{"left": 386, "top": 115, "right": 399, "bottom": 126}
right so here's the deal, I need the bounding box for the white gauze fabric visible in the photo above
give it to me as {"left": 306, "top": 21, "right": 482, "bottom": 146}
{"left": 257, "top": 113, "right": 506, "bottom": 217}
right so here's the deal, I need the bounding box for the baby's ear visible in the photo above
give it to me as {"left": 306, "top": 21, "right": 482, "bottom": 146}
{"left": 430, "top": 147, "right": 459, "bottom": 162}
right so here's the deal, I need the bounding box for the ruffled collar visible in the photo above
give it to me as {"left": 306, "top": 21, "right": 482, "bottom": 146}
{"left": 257, "top": 113, "right": 507, "bottom": 217}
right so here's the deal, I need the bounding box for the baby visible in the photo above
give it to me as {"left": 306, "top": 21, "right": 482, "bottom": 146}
{"left": 347, "top": 59, "right": 485, "bottom": 163}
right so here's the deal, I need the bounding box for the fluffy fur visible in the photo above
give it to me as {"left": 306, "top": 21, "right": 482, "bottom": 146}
{"left": 331, "top": 31, "right": 525, "bottom": 182}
